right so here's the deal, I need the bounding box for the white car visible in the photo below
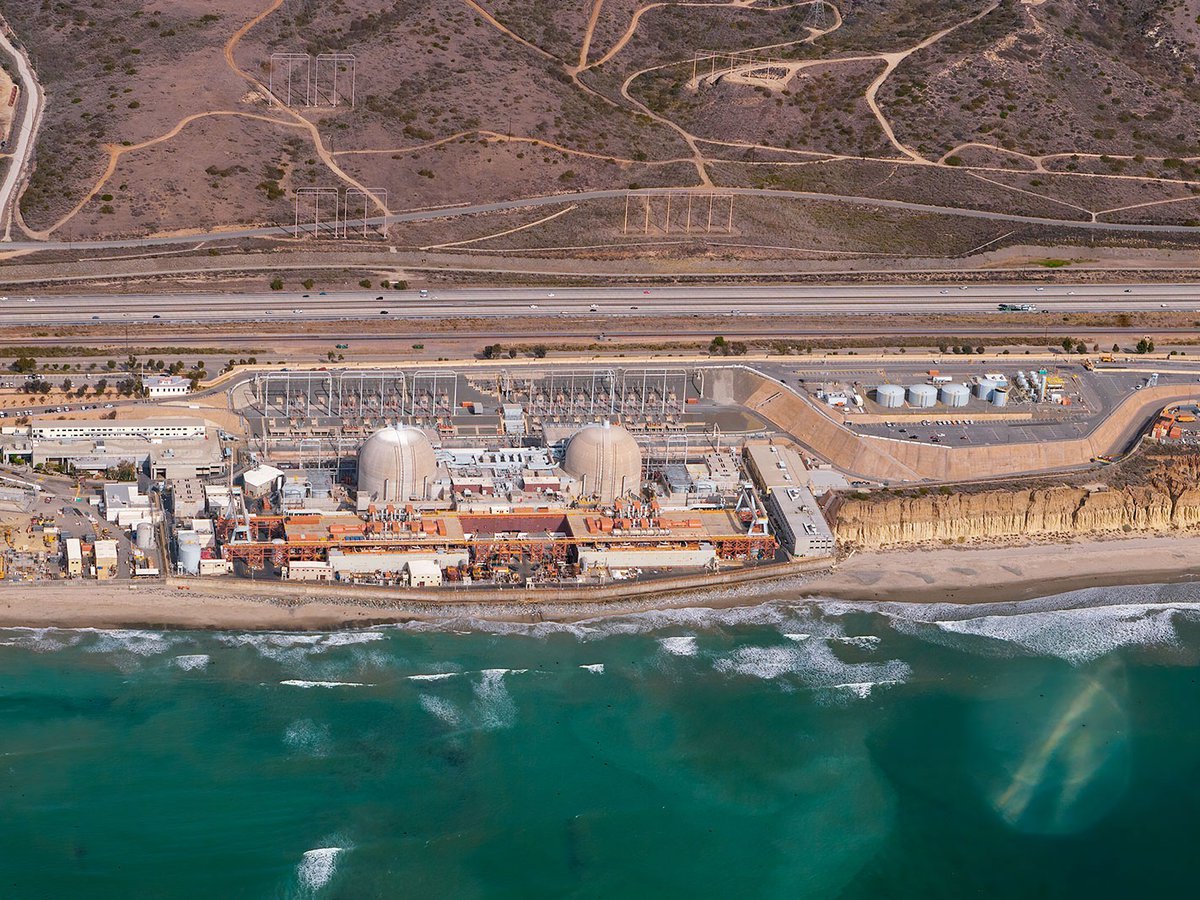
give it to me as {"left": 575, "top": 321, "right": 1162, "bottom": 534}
{"left": 292, "top": 308, "right": 303, "bottom": 314}
{"left": 1035, "top": 287, "right": 1045, "bottom": 292}
{"left": 25, "top": 297, "right": 35, "bottom": 302}
{"left": 589, "top": 304, "right": 598, "bottom": 312}
{"left": 529, "top": 304, "right": 538, "bottom": 309}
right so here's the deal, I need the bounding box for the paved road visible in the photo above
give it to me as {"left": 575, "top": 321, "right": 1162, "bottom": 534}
{"left": 3, "top": 283, "right": 1200, "bottom": 326}
{"left": 0, "top": 24, "right": 41, "bottom": 241}
{"left": 3, "top": 185, "right": 1200, "bottom": 252}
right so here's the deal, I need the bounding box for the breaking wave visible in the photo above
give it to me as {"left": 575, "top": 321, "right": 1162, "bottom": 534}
{"left": 280, "top": 680, "right": 373, "bottom": 689}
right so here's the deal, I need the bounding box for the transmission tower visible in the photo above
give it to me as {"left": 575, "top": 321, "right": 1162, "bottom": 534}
{"left": 313, "top": 53, "right": 357, "bottom": 107}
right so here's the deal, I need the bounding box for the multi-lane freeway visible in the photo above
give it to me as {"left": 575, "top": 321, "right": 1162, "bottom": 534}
{"left": 2, "top": 283, "right": 1199, "bottom": 327}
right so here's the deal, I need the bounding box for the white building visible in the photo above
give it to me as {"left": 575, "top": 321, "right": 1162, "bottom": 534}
{"left": 32, "top": 417, "right": 206, "bottom": 440}
{"left": 405, "top": 559, "right": 443, "bottom": 587}
{"left": 94, "top": 540, "right": 119, "bottom": 579}
{"left": 144, "top": 375, "right": 191, "bottom": 397}
{"left": 64, "top": 538, "right": 83, "bottom": 577}
{"left": 103, "top": 483, "right": 151, "bottom": 524}
{"left": 242, "top": 465, "right": 284, "bottom": 498}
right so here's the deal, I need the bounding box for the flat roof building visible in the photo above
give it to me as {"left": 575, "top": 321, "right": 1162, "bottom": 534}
{"left": 94, "top": 539, "right": 119, "bottom": 580}
{"left": 144, "top": 375, "right": 191, "bottom": 397}
{"left": 103, "top": 483, "right": 150, "bottom": 524}
{"left": 171, "top": 478, "right": 205, "bottom": 518}
{"left": 32, "top": 417, "right": 206, "bottom": 440}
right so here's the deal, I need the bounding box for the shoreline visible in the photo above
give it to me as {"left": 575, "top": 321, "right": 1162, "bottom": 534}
{"left": 0, "top": 534, "right": 1196, "bottom": 630}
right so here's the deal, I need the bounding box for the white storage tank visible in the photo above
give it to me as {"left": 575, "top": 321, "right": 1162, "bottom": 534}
{"left": 975, "top": 379, "right": 999, "bottom": 401}
{"left": 992, "top": 387, "right": 1009, "bottom": 408}
{"left": 907, "top": 384, "right": 938, "bottom": 408}
{"left": 940, "top": 383, "right": 971, "bottom": 407}
{"left": 136, "top": 522, "right": 155, "bottom": 550}
{"left": 177, "top": 537, "right": 202, "bottom": 575}
{"left": 875, "top": 384, "right": 906, "bottom": 408}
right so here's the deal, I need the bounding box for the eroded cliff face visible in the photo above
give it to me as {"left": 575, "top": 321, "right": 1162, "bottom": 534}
{"left": 834, "top": 457, "right": 1200, "bottom": 549}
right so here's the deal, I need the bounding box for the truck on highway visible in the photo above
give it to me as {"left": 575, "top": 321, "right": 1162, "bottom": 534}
{"left": 998, "top": 303, "right": 1037, "bottom": 312}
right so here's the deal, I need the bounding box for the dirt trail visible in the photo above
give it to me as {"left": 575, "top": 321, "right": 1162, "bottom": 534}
{"left": 422, "top": 204, "right": 579, "bottom": 250}
{"left": 332, "top": 128, "right": 695, "bottom": 166}
{"left": 576, "top": 0, "right": 607, "bottom": 70}
{"left": 224, "top": 0, "right": 391, "bottom": 218}
{"left": 25, "top": 111, "right": 303, "bottom": 240}
{"left": 37, "top": 0, "right": 390, "bottom": 238}
{"left": 864, "top": 0, "right": 1001, "bottom": 162}
{"left": 458, "top": 0, "right": 557, "bottom": 61}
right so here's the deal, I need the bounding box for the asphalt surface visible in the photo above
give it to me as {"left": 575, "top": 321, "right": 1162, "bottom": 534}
{"left": 0, "top": 28, "right": 40, "bottom": 241}
{"left": 4, "top": 283, "right": 1200, "bottom": 326}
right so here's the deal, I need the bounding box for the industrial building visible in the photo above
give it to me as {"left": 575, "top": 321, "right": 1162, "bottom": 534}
{"left": 144, "top": 375, "right": 191, "bottom": 398}
{"left": 31, "top": 418, "right": 206, "bottom": 440}
{"left": 200, "top": 416, "right": 801, "bottom": 587}
{"left": 743, "top": 442, "right": 836, "bottom": 557}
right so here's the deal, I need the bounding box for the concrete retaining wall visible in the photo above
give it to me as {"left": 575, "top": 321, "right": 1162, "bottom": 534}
{"left": 704, "top": 365, "right": 1197, "bottom": 483}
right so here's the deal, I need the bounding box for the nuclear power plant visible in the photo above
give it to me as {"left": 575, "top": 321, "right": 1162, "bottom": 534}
{"left": 201, "top": 366, "right": 838, "bottom": 588}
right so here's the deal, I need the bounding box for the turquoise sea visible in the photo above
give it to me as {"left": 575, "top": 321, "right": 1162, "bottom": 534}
{"left": 2, "top": 583, "right": 1200, "bottom": 898}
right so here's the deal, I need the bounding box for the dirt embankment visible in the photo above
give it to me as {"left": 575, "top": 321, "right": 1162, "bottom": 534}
{"left": 834, "top": 455, "right": 1200, "bottom": 549}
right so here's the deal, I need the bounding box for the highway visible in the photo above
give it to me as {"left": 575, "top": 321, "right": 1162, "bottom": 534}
{"left": 2, "top": 283, "right": 1200, "bottom": 326}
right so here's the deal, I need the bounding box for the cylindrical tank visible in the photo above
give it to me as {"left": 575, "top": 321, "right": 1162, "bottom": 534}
{"left": 1015, "top": 372, "right": 1029, "bottom": 392}
{"left": 177, "top": 538, "right": 201, "bottom": 575}
{"left": 975, "top": 379, "right": 998, "bottom": 401}
{"left": 907, "top": 384, "right": 938, "bottom": 408}
{"left": 875, "top": 384, "right": 906, "bottom": 408}
{"left": 940, "top": 383, "right": 971, "bottom": 407}
{"left": 136, "top": 522, "right": 154, "bottom": 550}
{"left": 992, "top": 387, "right": 1009, "bottom": 407}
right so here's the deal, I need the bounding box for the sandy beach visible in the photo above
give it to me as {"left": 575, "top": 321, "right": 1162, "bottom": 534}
{"left": 0, "top": 533, "right": 1196, "bottom": 630}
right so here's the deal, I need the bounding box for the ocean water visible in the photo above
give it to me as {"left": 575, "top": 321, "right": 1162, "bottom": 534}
{"left": 3, "top": 584, "right": 1200, "bottom": 898}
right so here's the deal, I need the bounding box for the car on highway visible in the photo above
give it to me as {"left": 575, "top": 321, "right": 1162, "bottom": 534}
{"left": 0, "top": 296, "right": 6, "bottom": 301}
{"left": 419, "top": 289, "right": 429, "bottom": 298}
{"left": 152, "top": 314, "right": 160, "bottom": 319}
{"left": 25, "top": 297, "right": 35, "bottom": 302}
{"left": 630, "top": 305, "right": 639, "bottom": 310}
{"left": 376, "top": 296, "right": 384, "bottom": 301}
{"left": 292, "top": 308, "right": 303, "bottom": 314}
{"left": 589, "top": 304, "right": 598, "bottom": 312}
{"left": 642, "top": 289, "right": 650, "bottom": 294}
{"left": 939, "top": 289, "right": 948, "bottom": 295}
{"left": 529, "top": 304, "right": 538, "bottom": 309}
{"left": 380, "top": 310, "right": 388, "bottom": 315}
{"left": 91, "top": 315, "right": 99, "bottom": 320}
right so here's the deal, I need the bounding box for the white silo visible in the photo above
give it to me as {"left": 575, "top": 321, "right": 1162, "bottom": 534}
{"left": 975, "top": 379, "right": 999, "bottom": 401}
{"left": 992, "top": 387, "right": 1009, "bottom": 407}
{"left": 908, "top": 384, "right": 938, "bottom": 408}
{"left": 177, "top": 536, "right": 202, "bottom": 575}
{"left": 940, "top": 383, "right": 970, "bottom": 407}
{"left": 875, "top": 384, "right": 906, "bottom": 408}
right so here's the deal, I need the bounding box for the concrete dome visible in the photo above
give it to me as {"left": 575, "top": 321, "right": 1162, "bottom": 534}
{"left": 357, "top": 425, "right": 437, "bottom": 502}
{"left": 563, "top": 421, "right": 642, "bottom": 503}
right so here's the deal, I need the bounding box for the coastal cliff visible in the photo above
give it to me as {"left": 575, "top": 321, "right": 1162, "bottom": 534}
{"left": 834, "top": 457, "right": 1200, "bottom": 549}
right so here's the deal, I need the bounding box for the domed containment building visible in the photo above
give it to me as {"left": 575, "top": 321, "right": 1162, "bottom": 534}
{"left": 562, "top": 421, "right": 642, "bottom": 503}
{"left": 357, "top": 425, "right": 438, "bottom": 503}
